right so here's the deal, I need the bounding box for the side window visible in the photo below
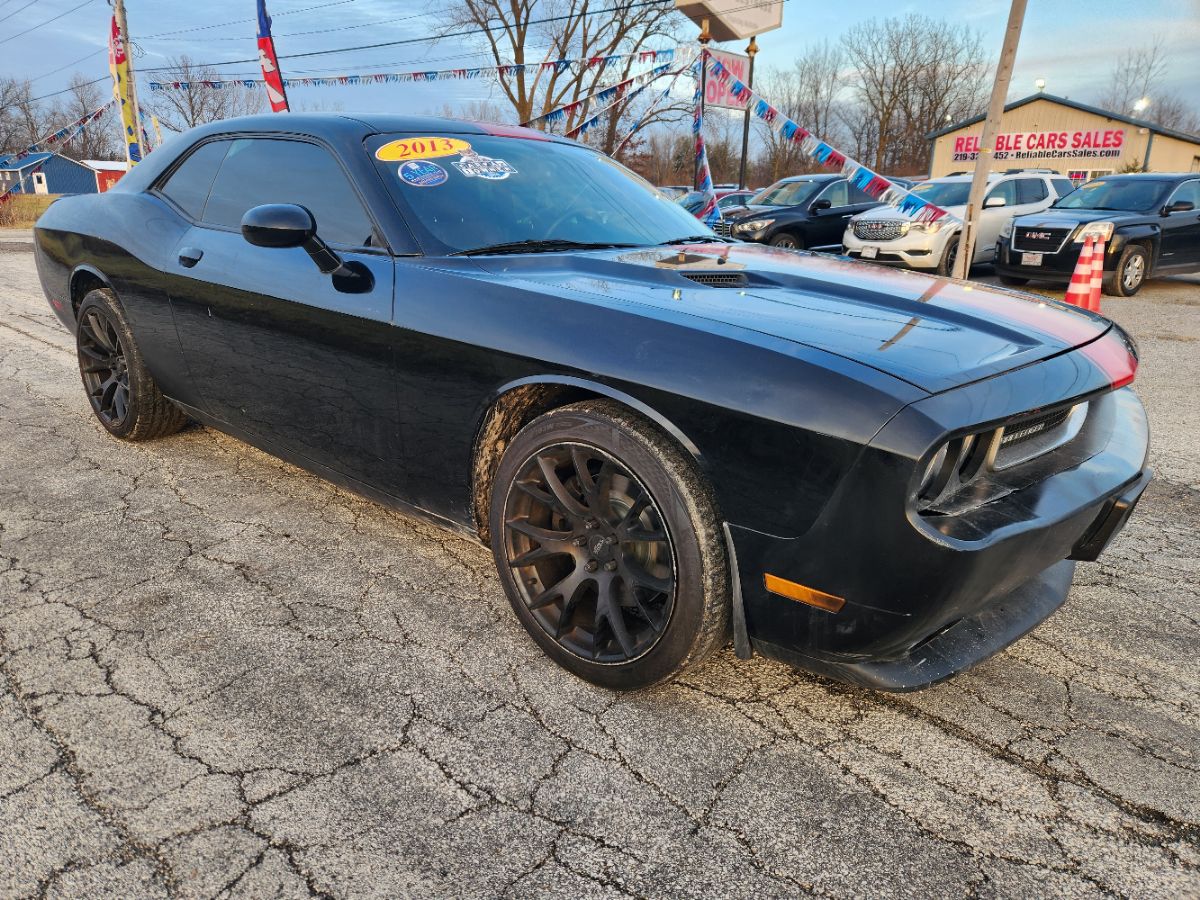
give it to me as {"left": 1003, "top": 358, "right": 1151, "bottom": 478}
{"left": 1016, "top": 178, "right": 1048, "bottom": 204}
{"left": 818, "top": 181, "right": 849, "bottom": 208}
{"left": 1052, "top": 178, "right": 1076, "bottom": 199}
{"left": 159, "top": 140, "right": 230, "bottom": 220}
{"left": 985, "top": 179, "right": 1019, "bottom": 207}
{"left": 202, "top": 138, "right": 376, "bottom": 248}
{"left": 846, "top": 183, "right": 874, "bottom": 204}
{"left": 1169, "top": 180, "right": 1200, "bottom": 208}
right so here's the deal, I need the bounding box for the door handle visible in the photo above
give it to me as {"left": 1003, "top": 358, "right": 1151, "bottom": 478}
{"left": 178, "top": 247, "right": 204, "bottom": 268}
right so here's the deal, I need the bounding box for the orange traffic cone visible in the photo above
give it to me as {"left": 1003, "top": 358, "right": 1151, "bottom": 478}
{"left": 1087, "top": 237, "right": 1107, "bottom": 312}
{"left": 1064, "top": 235, "right": 1094, "bottom": 308}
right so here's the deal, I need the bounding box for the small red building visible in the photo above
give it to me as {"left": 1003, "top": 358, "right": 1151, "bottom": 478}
{"left": 83, "top": 159, "right": 129, "bottom": 192}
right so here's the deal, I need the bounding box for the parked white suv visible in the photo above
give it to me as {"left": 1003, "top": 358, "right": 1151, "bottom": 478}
{"left": 842, "top": 172, "right": 1075, "bottom": 275}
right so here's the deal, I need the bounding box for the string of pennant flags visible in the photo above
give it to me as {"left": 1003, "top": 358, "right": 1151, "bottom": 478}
{"left": 0, "top": 101, "right": 116, "bottom": 172}
{"left": 522, "top": 61, "right": 676, "bottom": 128}
{"left": 0, "top": 101, "right": 118, "bottom": 201}
{"left": 704, "top": 53, "right": 952, "bottom": 224}
{"left": 566, "top": 66, "right": 685, "bottom": 139}
{"left": 146, "top": 49, "right": 678, "bottom": 93}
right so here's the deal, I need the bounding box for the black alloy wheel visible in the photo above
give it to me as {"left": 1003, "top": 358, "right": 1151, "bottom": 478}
{"left": 502, "top": 443, "right": 676, "bottom": 664}
{"left": 78, "top": 305, "right": 131, "bottom": 428}
{"left": 489, "top": 401, "right": 730, "bottom": 689}
{"left": 75, "top": 288, "right": 188, "bottom": 441}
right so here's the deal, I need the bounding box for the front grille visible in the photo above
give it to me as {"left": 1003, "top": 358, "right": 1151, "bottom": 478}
{"left": 1012, "top": 226, "right": 1072, "bottom": 253}
{"left": 853, "top": 219, "right": 906, "bottom": 241}
{"left": 712, "top": 221, "right": 733, "bottom": 237}
{"left": 998, "top": 408, "right": 1072, "bottom": 449}
{"left": 681, "top": 271, "right": 748, "bottom": 288}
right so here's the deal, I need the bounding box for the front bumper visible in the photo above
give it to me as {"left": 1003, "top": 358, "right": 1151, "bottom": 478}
{"left": 842, "top": 230, "right": 946, "bottom": 269}
{"left": 993, "top": 234, "right": 1115, "bottom": 283}
{"left": 726, "top": 349, "right": 1150, "bottom": 691}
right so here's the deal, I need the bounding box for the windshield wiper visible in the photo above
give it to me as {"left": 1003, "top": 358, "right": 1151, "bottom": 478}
{"left": 452, "top": 239, "right": 638, "bottom": 256}
{"left": 660, "top": 235, "right": 733, "bottom": 245}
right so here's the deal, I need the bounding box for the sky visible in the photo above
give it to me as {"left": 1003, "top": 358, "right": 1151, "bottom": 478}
{"left": 3, "top": 0, "right": 1199, "bottom": 125}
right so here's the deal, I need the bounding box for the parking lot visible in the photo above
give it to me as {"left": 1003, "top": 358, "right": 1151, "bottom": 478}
{"left": 1, "top": 239, "right": 1197, "bottom": 898}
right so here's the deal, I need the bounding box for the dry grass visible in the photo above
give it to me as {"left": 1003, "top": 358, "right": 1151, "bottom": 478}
{"left": 0, "top": 193, "right": 58, "bottom": 228}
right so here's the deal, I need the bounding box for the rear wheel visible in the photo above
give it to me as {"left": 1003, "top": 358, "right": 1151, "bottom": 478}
{"left": 1102, "top": 243, "right": 1148, "bottom": 297}
{"left": 768, "top": 232, "right": 802, "bottom": 250}
{"left": 76, "top": 289, "right": 187, "bottom": 441}
{"left": 489, "top": 401, "right": 730, "bottom": 690}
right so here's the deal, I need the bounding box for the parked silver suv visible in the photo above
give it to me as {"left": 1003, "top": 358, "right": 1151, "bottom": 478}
{"left": 843, "top": 171, "right": 1075, "bottom": 275}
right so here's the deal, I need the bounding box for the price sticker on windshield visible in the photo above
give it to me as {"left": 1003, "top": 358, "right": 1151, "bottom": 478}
{"left": 376, "top": 137, "right": 472, "bottom": 162}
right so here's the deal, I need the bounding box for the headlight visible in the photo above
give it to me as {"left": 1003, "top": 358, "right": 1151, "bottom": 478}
{"left": 736, "top": 218, "right": 774, "bottom": 232}
{"left": 910, "top": 221, "right": 943, "bottom": 234}
{"left": 999, "top": 220, "right": 1014, "bottom": 239}
{"left": 1074, "top": 221, "right": 1115, "bottom": 242}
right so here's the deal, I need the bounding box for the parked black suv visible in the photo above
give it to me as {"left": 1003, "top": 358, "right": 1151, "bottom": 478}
{"left": 719, "top": 174, "right": 906, "bottom": 251}
{"left": 995, "top": 173, "right": 1200, "bottom": 296}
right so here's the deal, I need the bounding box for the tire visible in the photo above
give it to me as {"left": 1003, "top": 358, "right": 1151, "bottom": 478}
{"left": 936, "top": 236, "right": 961, "bottom": 277}
{"left": 76, "top": 288, "right": 187, "bottom": 441}
{"left": 768, "top": 232, "right": 802, "bottom": 250}
{"left": 998, "top": 275, "right": 1029, "bottom": 286}
{"left": 489, "top": 400, "right": 730, "bottom": 690}
{"left": 1102, "top": 243, "right": 1148, "bottom": 297}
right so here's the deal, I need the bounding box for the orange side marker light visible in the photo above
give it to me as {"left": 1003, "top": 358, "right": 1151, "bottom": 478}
{"left": 763, "top": 574, "right": 845, "bottom": 613}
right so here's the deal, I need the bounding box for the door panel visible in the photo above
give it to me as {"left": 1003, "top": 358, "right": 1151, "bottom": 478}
{"left": 167, "top": 226, "right": 401, "bottom": 489}
{"left": 1159, "top": 181, "right": 1200, "bottom": 268}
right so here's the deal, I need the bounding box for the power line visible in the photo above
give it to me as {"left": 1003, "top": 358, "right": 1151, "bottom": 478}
{"left": 148, "top": 9, "right": 432, "bottom": 42}
{"left": 0, "top": 0, "right": 40, "bottom": 25}
{"left": 27, "top": 45, "right": 106, "bottom": 82}
{"left": 0, "top": 0, "right": 97, "bottom": 45}
{"left": 139, "top": 0, "right": 364, "bottom": 38}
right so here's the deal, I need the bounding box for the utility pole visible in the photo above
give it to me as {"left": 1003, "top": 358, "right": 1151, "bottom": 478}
{"left": 110, "top": 0, "right": 143, "bottom": 164}
{"left": 737, "top": 36, "right": 758, "bottom": 190}
{"left": 952, "top": 0, "right": 1027, "bottom": 280}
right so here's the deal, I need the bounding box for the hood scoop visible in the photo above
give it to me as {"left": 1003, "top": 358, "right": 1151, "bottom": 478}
{"left": 680, "top": 271, "right": 749, "bottom": 288}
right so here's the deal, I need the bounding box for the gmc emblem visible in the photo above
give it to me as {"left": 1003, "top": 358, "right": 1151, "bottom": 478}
{"left": 1025, "top": 231, "right": 1053, "bottom": 240}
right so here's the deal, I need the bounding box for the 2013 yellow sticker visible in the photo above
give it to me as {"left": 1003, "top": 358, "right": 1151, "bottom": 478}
{"left": 375, "top": 137, "right": 472, "bottom": 162}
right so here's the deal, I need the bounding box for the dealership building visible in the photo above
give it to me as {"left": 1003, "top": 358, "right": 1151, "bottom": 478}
{"left": 927, "top": 93, "right": 1200, "bottom": 185}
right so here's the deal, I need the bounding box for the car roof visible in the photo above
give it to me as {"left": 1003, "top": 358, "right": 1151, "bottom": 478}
{"left": 1089, "top": 172, "right": 1195, "bottom": 182}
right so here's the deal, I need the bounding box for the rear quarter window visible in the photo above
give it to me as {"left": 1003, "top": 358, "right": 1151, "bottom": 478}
{"left": 159, "top": 141, "right": 230, "bottom": 220}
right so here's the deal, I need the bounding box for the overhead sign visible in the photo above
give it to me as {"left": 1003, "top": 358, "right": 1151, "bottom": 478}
{"left": 704, "top": 50, "right": 749, "bottom": 109}
{"left": 674, "top": 0, "right": 783, "bottom": 42}
{"left": 951, "top": 129, "right": 1126, "bottom": 163}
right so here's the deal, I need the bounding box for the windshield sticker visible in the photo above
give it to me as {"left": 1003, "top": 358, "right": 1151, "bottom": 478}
{"left": 452, "top": 149, "right": 516, "bottom": 180}
{"left": 398, "top": 159, "right": 448, "bottom": 187}
{"left": 376, "top": 137, "right": 471, "bottom": 161}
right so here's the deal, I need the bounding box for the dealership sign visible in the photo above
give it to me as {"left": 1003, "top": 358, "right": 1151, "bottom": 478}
{"left": 675, "top": 0, "right": 783, "bottom": 42}
{"left": 951, "top": 129, "right": 1127, "bottom": 162}
{"left": 703, "top": 50, "right": 750, "bottom": 109}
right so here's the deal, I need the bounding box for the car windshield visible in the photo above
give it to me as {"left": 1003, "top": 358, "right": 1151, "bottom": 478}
{"left": 909, "top": 181, "right": 972, "bottom": 206}
{"left": 749, "top": 179, "right": 824, "bottom": 207}
{"left": 1053, "top": 178, "right": 1171, "bottom": 211}
{"left": 368, "top": 133, "right": 714, "bottom": 254}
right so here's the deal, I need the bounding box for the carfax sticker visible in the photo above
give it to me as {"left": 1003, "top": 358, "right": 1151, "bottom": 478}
{"left": 452, "top": 150, "right": 517, "bottom": 180}
{"left": 375, "top": 136, "right": 471, "bottom": 161}
{"left": 397, "top": 159, "right": 448, "bottom": 187}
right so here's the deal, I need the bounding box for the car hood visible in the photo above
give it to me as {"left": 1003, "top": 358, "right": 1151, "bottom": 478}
{"left": 1013, "top": 208, "right": 1149, "bottom": 228}
{"left": 723, "top": 203, "right": 780, "bottom": 220}
{"left": 473, "top": 243, "right": 1111, "bottom": 394}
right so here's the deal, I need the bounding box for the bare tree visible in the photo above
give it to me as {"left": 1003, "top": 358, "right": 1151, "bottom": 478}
{"left": 753, "top": 41, "right": 846, "bottom": 183}
{"left": 444, "top": 0, "right": 682, "bottom": 154}
{"left": 840, "top": 14, "right": 988, "bottom": 174}
{"left": 51, "top": 73, "right": 121, "bottom": 161}
{"left": 145, "top": 55, "right": 265, "bottom": 132}
{"left": 1098, "top": 39, "right": 1200, "bottom": 135}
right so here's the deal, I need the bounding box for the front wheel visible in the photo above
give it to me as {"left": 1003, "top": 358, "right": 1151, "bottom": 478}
{"left": 76, "top": 289, "right": 187, "bottom": 441}
{"left": 1102, "top": 244, "right": 1148, "bottom": 297}
{"left": 489, "top": 401, "right": 730, "bottom": 690}
{"left": 936, "top": 236, "right": 961, "bottom": 277}
{"left": 768, "top": 232, "right": 802, "bottom": 250}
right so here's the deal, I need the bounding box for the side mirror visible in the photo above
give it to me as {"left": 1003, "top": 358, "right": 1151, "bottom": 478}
{"left": 241, "top": 203, "right": 315, "bottom": 248}
{"left": 984, "top": 195, "right": 1007, "bottom": 208}
{"left": 810, "top": 198, "right": 832, "bottom": 212}
{"left": 1163, "top": 200, "right": 1195, "bottom": 214}
{"left": 240, "top": 202, "right": 373, "bottom": 292}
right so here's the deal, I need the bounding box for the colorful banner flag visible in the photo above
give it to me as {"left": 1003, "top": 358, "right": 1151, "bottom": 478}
{"left": 256, "top": 0, "right": 290, "bottom": 112}
{"left": 108, "top": 14, "right": 141, "bottom": 166}
{"left": 691, "top": 77, "right": 720, "bottom": 227}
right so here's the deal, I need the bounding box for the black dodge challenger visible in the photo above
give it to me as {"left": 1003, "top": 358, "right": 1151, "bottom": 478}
{"left": 33, "top": 114, "right": 1151, "bottom": 691}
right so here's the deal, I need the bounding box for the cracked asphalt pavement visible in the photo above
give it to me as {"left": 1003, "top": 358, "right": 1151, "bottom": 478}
{"left": 1, "top": 242, "right": 1198, "bottom": 899}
